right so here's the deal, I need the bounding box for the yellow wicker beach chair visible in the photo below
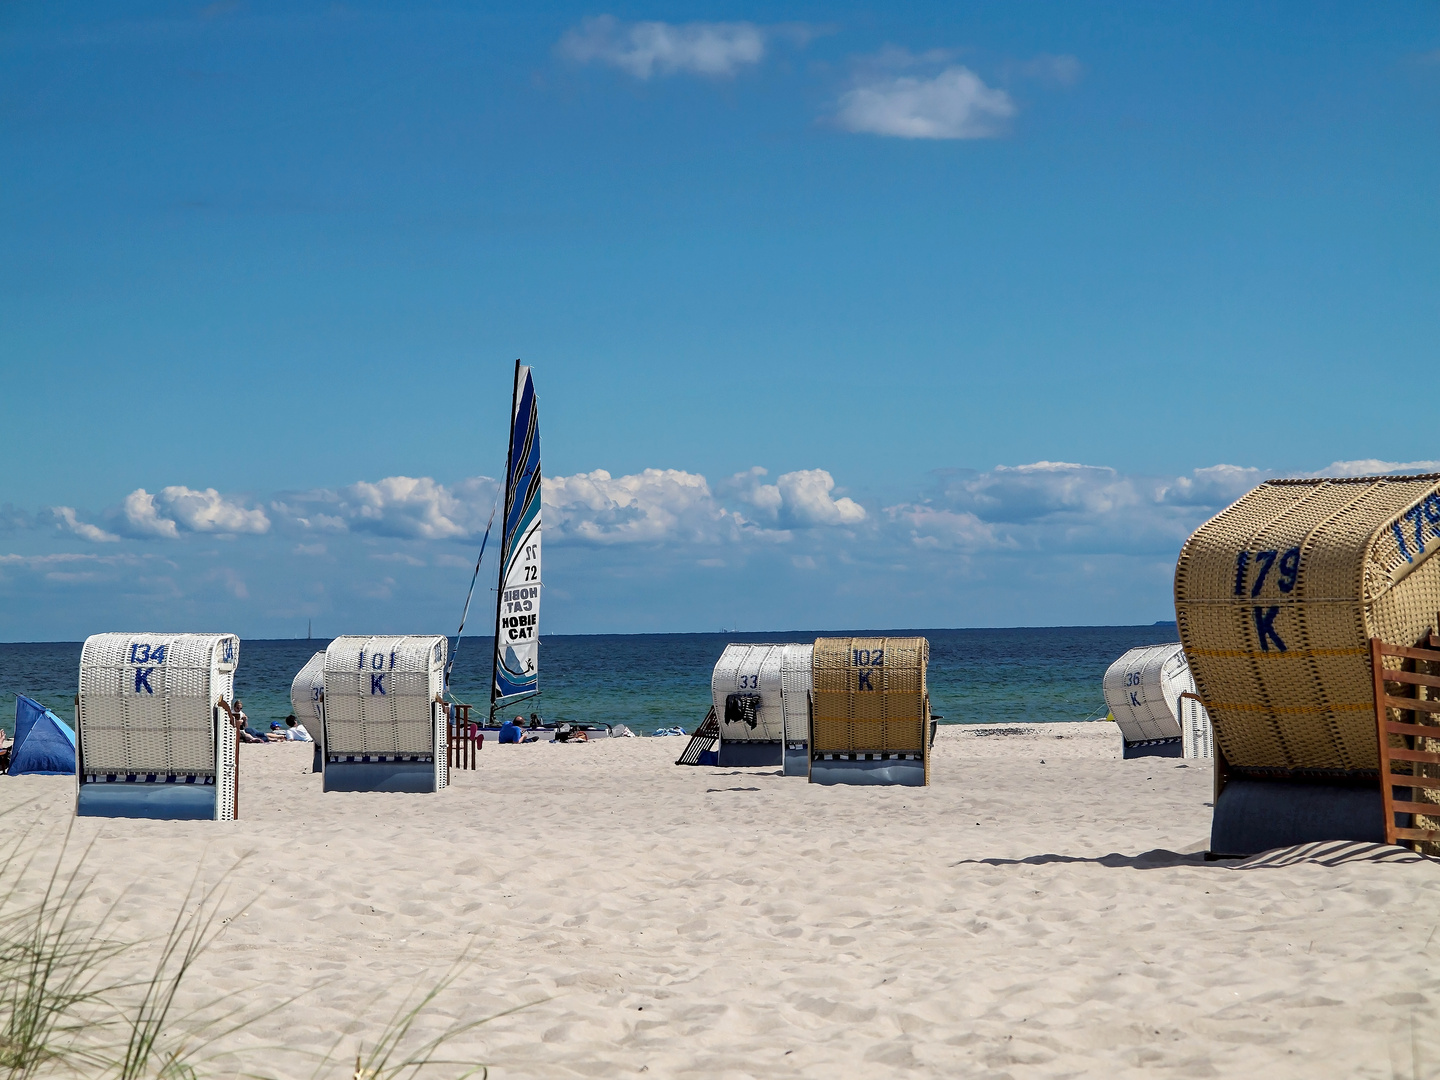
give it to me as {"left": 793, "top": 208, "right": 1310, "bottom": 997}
{"left": 810, "top": 636, "right": 931, "bottom": 786}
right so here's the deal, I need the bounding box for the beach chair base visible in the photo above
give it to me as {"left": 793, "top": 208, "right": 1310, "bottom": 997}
{"left": 809, "top": 755, "right": 925, "bottom": 787}
{"left": 783, "top": 742, "right": 808, "bottom": 776}
{"left": 312, "top": 745, "right": 323, "bottom": 773}
{"left": 1209, "top": 778, "right": 1387, "bottom": 857}
{"left": 77, "top": 783, "right": 218, "bottom": 821}
{"left": 716, "top": 741, "right": 782, "bottom": 768}
{"left": 323, "top": 760, "right": 438, "bottom": 793}
{"left": 1122, "top": 736, "right": 1183, "bottom": 759}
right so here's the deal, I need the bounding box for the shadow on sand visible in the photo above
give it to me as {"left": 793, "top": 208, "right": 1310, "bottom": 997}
{"left": 952, "top": 840, "right": 1432, "bottom": 871}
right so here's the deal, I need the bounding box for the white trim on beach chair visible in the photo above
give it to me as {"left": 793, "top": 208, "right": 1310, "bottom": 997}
{"left": 76, "top": 633, "right": 241, "bottom": 820}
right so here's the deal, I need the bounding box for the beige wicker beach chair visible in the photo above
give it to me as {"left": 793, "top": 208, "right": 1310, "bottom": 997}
{"left": 810, "top": 636, "right": 931, "bottom": 786}
{"left": 1175, "top": 474, "right": 1440, "bottom": 854}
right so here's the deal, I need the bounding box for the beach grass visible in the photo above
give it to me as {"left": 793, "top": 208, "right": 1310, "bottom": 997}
{"left": 0, "top": 820, "right": 501, "bottom": 1079}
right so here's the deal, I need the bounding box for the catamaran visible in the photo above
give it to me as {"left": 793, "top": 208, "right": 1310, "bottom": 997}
{"left": 489, "top": 360, "right": 543, "bottom": 722}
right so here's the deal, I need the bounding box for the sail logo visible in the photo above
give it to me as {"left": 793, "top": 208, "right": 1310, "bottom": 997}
{"left": 503, "top": 586, "right": 538, "bottom": 613}
{"left": 502, "top": 614, "right": 537, "bottom": 641}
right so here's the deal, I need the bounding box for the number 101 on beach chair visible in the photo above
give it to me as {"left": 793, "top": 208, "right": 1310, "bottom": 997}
{"left": 76, "top": 633, "right": 242, "bottom": 820}
{"left": 320, "top": 635, "right": 450, "bottom": 793}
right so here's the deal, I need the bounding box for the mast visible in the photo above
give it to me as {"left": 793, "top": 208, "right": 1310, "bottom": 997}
{"left": 489, "top": 359, "right": 523, "bottom": 724}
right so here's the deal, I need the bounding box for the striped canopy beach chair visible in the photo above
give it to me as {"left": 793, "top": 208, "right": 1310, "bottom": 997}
{"left": 76, "top": 633, "right": 241, "bottom": 820}
{"left": 321, "top": 635, "right": 449, "bottom": 793}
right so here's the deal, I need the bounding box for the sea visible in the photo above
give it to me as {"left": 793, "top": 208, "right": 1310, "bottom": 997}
{"left": 0, "top": 626, "right": 1180, "bottom": 736}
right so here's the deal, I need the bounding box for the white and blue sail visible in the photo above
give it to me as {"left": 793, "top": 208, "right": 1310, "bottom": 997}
{"left": 490, "top": 361, "right": 541, "bottom": 715}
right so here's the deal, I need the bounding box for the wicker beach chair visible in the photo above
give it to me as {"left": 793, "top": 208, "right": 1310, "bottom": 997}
{"left": 810, "top": 636, "right": 931, "bottom": 786}
{"left": 710, "top": 644, "right": 813, "bottom": 771}
{"left": 1175, "top": 474, "right": 1440, "bottom": 855}
{"left": 1102, "top": 643, "right": 1213, "bottom": 759}
{"left": 290, "top": 650, "right": 326, "bottom": 771}
{"left": 76, "top": 633, "right": 241, "bottom": 820}
{"left": 321, "top": 635, "right": 449, "bottom": 793}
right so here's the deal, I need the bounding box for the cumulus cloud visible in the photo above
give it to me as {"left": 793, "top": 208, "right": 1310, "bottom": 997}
{"left": 51, "top": 507, "right": 119, "bottom": 543}
{"left": 273, "top": 476, "right": 499, "bottom": 540}
{"left": 721, "top": 467, "right": 866, "bottom": 528}
{"left": 545, "top": 468, "right": 742, "bottom": 545}
{"left": 120, "top": 487, "right": 268, "bottom": 538}
{"left": 836, "top": 64, "right": 1014, "bottom": 139}
{"left": 559, "top": 16, "right": 768, "bottom": 78}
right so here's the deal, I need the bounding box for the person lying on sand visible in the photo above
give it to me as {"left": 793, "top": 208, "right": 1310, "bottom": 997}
{"left": 554, "top": 723, "right": 588, "bottom": 744}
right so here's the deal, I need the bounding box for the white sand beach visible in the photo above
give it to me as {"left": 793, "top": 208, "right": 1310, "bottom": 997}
{"left": 4, "top": 723, "right": 1438, "bottom": 1078}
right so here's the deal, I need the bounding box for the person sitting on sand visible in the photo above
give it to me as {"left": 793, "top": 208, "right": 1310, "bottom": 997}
{"left": 283, "top": 715, "right": 313, "bottom": 742}
{"left": 498, "top": 716, "right": 523, "bottom": 744}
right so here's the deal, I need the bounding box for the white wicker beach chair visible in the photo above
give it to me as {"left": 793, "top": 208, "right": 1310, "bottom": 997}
{"left": 290, "top": 650, "right": 326, "bottom": 771}
{"left": 710, "top": 644, "right": 813, "bottom": 771}
{"left": 321, "top": 635, "right": 449, "bottom": 793}
{"left": 76, "top": 633, "right": 241, "bottom": 820}
{"left": 1102, "top": 643, "right": 1213, "bottom": 759}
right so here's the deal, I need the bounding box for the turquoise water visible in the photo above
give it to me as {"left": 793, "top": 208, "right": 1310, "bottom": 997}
{"left": 0, "top": 626, "right": 1178, "bottom": 736}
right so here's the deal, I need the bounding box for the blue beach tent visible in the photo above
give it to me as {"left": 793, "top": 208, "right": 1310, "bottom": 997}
{"left": 10, "top": 696, "right": 77, "bottom": 776}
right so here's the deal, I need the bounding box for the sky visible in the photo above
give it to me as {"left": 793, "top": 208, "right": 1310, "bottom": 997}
{"left": 1, "top": 2, "right": 1437, "bottom": 640}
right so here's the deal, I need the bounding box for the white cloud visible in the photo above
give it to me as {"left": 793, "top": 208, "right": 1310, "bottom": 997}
{"left": 120, "top": 487, "right": 268, "bottom": 537}
{"left": 159, "top": 486, "right": 270, "bottom": 534}
{"left": 122, "top": 490, "right": 180, "bottom": 538}
{"left": 51, "top": 506, "right": 119, "bottom": 543}
{"left": 559, "top": 16, "right": 767, "bottom": 79}
{"left": 544, "top": 468, "right": 742, "bottom": 544}
{"left": 836, "top": 65, "right": 1014, "bottom": 139}
{"left": 273, "top": 476, "right": 499, "bottom": 540}
{"left": 721, "top": 467, "right": 865, "bottom": 528}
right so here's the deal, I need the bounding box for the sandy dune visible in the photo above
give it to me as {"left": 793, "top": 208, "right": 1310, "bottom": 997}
{"left": 3, "top": 722, "right": 1438, "bottom": 1078}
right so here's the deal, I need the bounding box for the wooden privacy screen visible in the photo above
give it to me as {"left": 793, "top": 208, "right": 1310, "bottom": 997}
{"left": 1370, "top": 634, "right": 1440, "bottom": 852}
{"left": 1176, "top": 474, "right": 1440, "bottom": 775}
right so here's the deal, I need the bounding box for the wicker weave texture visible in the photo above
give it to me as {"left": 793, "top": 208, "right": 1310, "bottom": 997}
{"left": 323, "top": 636, "right": 445, "bottom": 757}
{"left": 77, "top": 633, "right": 238, "bottom": 776}
{"left": 811, "top": 637, "right": 928, "bottom": 754}
{"left": 710, "top": 644, "right": 812, "bottom": 744}
{"left": 1175, "top": 474, "right": 1440, "bottom": 771}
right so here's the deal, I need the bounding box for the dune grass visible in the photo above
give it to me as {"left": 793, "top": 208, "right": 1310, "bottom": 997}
{"left": 0, "top": 821, "right": 506, "bottom": 1079}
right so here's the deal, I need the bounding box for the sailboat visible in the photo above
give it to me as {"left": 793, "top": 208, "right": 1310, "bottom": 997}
{"left": 489, "top": 360, "right": 542, "bottom": 722}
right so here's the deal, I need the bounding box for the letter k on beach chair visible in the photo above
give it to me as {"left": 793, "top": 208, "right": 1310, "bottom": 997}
{"left": 320, "top": 635, "right": 449, "bottom": 793}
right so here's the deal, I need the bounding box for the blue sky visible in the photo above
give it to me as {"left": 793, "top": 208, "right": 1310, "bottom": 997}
{"left": 1, "top": 2, "right": 1437, "bottom": 640}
